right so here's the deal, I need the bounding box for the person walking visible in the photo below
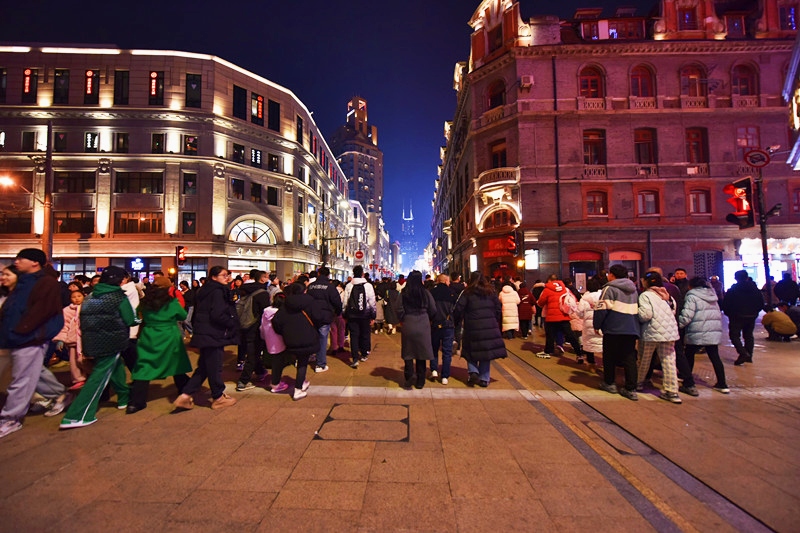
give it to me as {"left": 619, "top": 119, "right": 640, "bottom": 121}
{"left": 774, "top": 273, "right": 800, "bottom": 306}
{"left": 235, "top": 269, "right": 270, "bottom": 391}
{"left": 517, "top": 282, "right": 534, "bottom": 339}
{"left": 342, "top": 265, "right": 376, "bottom": 368}
{"left": 271, "top": 282, "right": 324, "bottom": 400}
{"left": 575, "top": 278, "right": 603, "bottom": 373}
{"left": 452, "top": 272, "right": 507, "bottom": 388}
{"left": 174, "top": 266, "right": 239, "bottom": 411}
{"left": 721, "top": 270, "right": 764, "bottom": 365}
{"left": 306, "top": 265, "right": 343, "bottom": 373}
{"left": 60, "top": 266, "right": 137, "bottom": 429}
{"left": 499, "top": 282, "right": 521, "bottom": 339}
{"left": 53, "top": 289, "right": 88, "bottom": 390}
{"left": 261, "top": 293, "right": 289, "bottom": 393}
{"left": 127, "top": 276, "right": 192, "bottom": 414}
{"left": 429, "top": 274, "right": 456, "bottom": 384}
{"left": 0, "top": 250, "right": 68, "bottom": 438}
{"left": 393, "top": 271, "right": 437, "bottom": 389}
{"left": 536, "top": 275, "right": 582, "bottom": 360}
{"left": 594, "top": 264, "right": 640, "bottom": 401}
{"left": 678, "top": 277, "right": 730, "bottom": 394}
{"left": 636, "top": 272, "right": 682, "bottom": 403}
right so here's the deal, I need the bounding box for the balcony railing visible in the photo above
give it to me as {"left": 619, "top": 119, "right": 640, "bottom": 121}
{"left": 476, "top": 167, "right": 519, "bottom": 190}
{"left": 634, "top": 165, "right": 658, "bottom": 177}
{"left": 629, "top": 96, "right": 656, "bottom": 109}
{"left": 579, "top": 97, "right": 606, "bottom": 111}
{"left": 680, "top": 95, "right": 708, "bottom": 109}
{"left": 685, "top": 163, "right": 709, "bottom": 176}
{"left": 53, "top": 193, "right": 95, "bottom": 210}
{"left": 583, "top": 165, "right": 607, "bottom": 179}
{"left": 479, "top": 106, "right": 505, "bottom": 127}
{"left": 732, "top": 95, "right": 759, "bottom": 108}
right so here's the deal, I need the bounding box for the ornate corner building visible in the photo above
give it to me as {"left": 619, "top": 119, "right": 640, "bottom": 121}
{"left": 431, "top": 0, "right": 800, "bottom": 288}
{"left": 0, "top": 46, "right": 355, "bottom": 282}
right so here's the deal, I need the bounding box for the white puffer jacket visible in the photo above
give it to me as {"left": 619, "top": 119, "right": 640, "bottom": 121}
{"left": 638, "top": 288, "right": 679, "bottom": 342}
{"left": 499, "top": 285, "right": 520, "bottom": 332}
{"left": 576, "top": 290, "right": 602, "bottom": 353}
{"left": 678, "top": 287, "right": 723, "bottom": 345}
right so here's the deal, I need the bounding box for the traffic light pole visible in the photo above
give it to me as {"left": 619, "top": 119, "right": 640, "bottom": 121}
{"left": 754, "top": 171, "right": 772, "bottom": 308}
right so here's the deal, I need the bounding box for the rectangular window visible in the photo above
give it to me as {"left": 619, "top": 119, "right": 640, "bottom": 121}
{"left": 183, "top": 135, "right": 198, "bottom": 155}
{"left": 587, "top": 191, "right": 607, "bottom": 215}
{"left": 296, "top": 115, "right": 304, "bottom": 144}
{"left": 55, "top": 171, "right": 96, "bottom": 193}
{"left": 231, "top": 178, "right": 244, "bottom": 199}
{"left": 736, "top": 126, "right": 760, "bottom": 161}
{"left": 114, "top": 212, "right": 163, "bottom": 234}
{"left": 490, "top": 140, "right": 507, "bottom": 168}
{"left": 151, "top": 133, "right": 165, "bottom": 154}
{"left": 115, "top": 172, "right": 164, "bottom": 194}
{"left": 185, "top": 73, "right": 202, "bottom": 108}
{"left": 54, "top": 132, "right": 68, "bottom": 153}
{"left": 251, "top": 93, "right": 264, "bottom": 126}
{"left": 0, "top": 213, "right": 32, "bottom": 233}
{"left": 268, "top": 99, "right": 280, "bottom": 131}
{"left": 114, "top": 132, "right": 129, "bottom": 153}
{"left": 251, "top": 183, "right": 262, "bottom": 203}
{"left": 182, "top": 212, "right": 196, "bottom": 234}
{"left": 793, "top": 189, "right": 800, "bottom": 213}
{"left": 53, "top": 69, "right": 70, "bottom": 104}
{"left": 232, "top": 143, "right": 245, "bottom": 163}
{"left": 21, "top": 68, "right": 38, "bottom": 104}
{"left": 726, "top": 15, "right": 745, "bottom": 38}
{"left": 251, "top": 148, "right": 262, "bottom": 168}
{"left": 182, "top": 172, "right": 197, "bottom": 195}
{"left": 84, "top": 69, "right": 99, "bottom": 104}
{"left": 267, "top": 186, "right": 279, "bottom": 206}
{"left": 267, "top": 153, "right": 282, "bottom": 173}
{"left": 678, "top": 8, "right": 698, "bottom": 30}
{"left": 54, "top": 211, "right": 95, "bottom": 233}
{"left": 0, "top": 68, "right": 6, "bottom": 103}
{"left": 686, "top": 128, "right": 708, "bottom": 163}
{"left": 148, "top": 71, "right": 164, "bottom": 105}
{"left": 114, "top": 71, "right": 129, "bottom": 105}
{"left": 634, "top": 128, "right": 656, "bottom": 164}
{"left": 22, "top": 131, "right": 36, "bottom": 151}
{"left": 637, "top": 191, "right": 659, "bottom": 215}
{"left": 689, "top": 190, "right": 711, "bottom": 214}
{"left": 583, "top": 130, "right": 606, "bottom": 165}
{"left": 84, "top": 132, "right": 99, "bottom": 153}
{"left": 232, "top": 85, "right": 247, "bottom": 120}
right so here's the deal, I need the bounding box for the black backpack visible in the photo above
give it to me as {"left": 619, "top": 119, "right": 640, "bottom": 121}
{"left": 345, "top": 283, "right": 369, "bottom": 319}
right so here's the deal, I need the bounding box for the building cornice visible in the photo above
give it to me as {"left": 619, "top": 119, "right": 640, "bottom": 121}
{"left": 509, "top": 39, "right": 795, "bottom": 58}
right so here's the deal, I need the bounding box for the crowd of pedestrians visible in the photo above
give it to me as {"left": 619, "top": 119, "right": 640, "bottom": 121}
{"left": 0, "top": 245, "right": 796, "bottom": 439}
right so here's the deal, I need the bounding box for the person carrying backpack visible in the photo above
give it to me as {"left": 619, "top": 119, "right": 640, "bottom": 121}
{"left": 306, "top": 266, "right": 343, "bottom": 373}
{"left": 234, "top": 269, "right": 271, "bottom": 391}
{"left": 342, "top": 265, "right": 376, "bottom": 369}
{"left": 535, "top": 274, "right": 582, "bottom": 360}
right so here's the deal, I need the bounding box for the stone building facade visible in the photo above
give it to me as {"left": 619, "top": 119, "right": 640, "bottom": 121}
{"left": 431, "top": 0, "right": 800, "bottom": 288}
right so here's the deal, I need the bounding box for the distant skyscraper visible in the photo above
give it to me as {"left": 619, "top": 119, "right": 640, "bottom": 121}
{"left": 400, "top": 200, "right": 418, "bottom": 268}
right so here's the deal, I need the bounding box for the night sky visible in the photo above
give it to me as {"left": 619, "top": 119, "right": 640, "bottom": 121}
{"left": 1, "top": 0, "right": 655, "bottom": 258}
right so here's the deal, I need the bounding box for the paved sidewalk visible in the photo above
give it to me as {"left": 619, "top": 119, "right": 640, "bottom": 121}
{"left": 0, "top": 321, "right": 798, "bottom": 532}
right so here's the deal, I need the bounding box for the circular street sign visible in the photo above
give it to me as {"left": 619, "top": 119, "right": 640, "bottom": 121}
{"left": 744, "top": 149, "right": 770, "bottom": 168}
{"left": 354, "top": 250, "right": 364, "bottom": 260}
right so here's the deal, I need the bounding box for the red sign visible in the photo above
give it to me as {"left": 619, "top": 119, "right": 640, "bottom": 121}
{"left": 744, "top": 149, "right": 770, "bottom": 168}
{"left": 354, "top": 250, "right": 364, "bottom": 260}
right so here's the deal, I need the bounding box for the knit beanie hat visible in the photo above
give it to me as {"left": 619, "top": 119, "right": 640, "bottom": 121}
{"left": 16, "top": 248, "right": 47, "bottom": 266}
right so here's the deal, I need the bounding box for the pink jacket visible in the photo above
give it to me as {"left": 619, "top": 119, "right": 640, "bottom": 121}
{"left": 53, "top": 303, "right": 82, "bottom": 354}
{"left": 259, "top": 306, "right": 286, "bottom": 354}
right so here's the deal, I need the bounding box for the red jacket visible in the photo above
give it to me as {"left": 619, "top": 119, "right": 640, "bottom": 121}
{"left": 536, "top": 280, "right": 571, "bottom": 322}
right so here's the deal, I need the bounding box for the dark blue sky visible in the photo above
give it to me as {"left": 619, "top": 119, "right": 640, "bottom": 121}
{"left": 1, "top": 0, "right": 654, "bottom": 256}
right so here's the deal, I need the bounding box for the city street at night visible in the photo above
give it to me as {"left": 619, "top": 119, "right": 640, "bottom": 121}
{"left": 0, "top": 321, "right": 797, "bottom": 532}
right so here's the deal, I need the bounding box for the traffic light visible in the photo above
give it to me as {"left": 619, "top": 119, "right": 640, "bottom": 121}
{"left": 176, "top": 245, "right": 187, "bottom": 266}
{"left": 506, "top": 231, "right": 520, "bottom": 256}
{"left": 724, "top": 177, "right": 754, "bottom": 229}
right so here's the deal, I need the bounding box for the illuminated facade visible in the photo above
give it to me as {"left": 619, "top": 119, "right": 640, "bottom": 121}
{"left": 432, "top": 0, "right": 800, "bottom": 287}
{"left": 0, "top": 46, "right": 352, "bottom": 282}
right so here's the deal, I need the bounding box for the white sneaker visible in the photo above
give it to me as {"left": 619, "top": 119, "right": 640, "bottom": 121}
{"left": 314, "top": 365, "right": 329, "bottom": 373}
{"left": 59, "top": 419, "right": 98, "bottom": 430}
{"left": 301, "top": 380, "right": 310, "bottom": 392}
{"left": 441, "top": 377, "right": 449, "bottom": 385}
{"left": 431, "top": 370, "right": 439, "bottom": 378}
{"left": 0, "top": 420, "right": 22, "bottom": 439}
{"left": 535, "top": 352, "right": 552, "bottom": 359}
{"left": 44, "top": 395, "right": 71, "bottom": 417}
{"left": 292, "top": 389, "right": 308, "bottom": 401}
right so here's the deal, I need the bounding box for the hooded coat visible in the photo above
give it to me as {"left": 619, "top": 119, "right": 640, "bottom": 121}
{"left": 593, "top": 278, "right": 640, "bottom": 336}
{"left": 576, "top": 290, "right": 603, "bottom": 353}
{"left": 271, "top": 293, "right": 324, "bottom": 355}
{"left": 517, "top": 287, "right": 534, "bottom": 321}
{"left": 80, "top": 282, "right": 137, "bottom": 358}
{"left": 537, "top": 280, "right": 572, "bottom": 322}
{"left": 638, "top": 287, "right": 679, "bottom": 342}
{"left": 499, "top": 285, "right": 521, "bottom": 331}
{"left": 452, "top": 291, "right": 507, "bottom": 362}
{"left": 678, "top": 287, "right": 723, "bottom": 345}
{"left": 189, "top": 280, "right": 239, "bottom": 348}
{"left": 134, "top": 297, "right": 192, "bottom": 380}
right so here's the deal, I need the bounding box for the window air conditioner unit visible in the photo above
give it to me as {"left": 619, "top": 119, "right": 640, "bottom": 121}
{"left": 686, "top": 166, "right": 698, "bottom": 175}
{"left": 520, "top": 75, "right": 533, "bottom": 89}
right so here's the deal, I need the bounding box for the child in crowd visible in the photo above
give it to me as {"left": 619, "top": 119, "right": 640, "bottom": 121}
{"left": 53, "top": 290, "right": 89, "bottom": 390}
{"left": 261, "top": 293, "right": 289, "bottom": 393}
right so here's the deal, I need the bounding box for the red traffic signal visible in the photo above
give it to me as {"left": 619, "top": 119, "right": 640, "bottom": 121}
{"left": 176, "top": 245, "right": 187, "bottom": 265}
{"left": 506, "top": 232, "right": 516, "bottom": 254}
{"left": 723, "top": 177, "right": 754, "bottom": 229}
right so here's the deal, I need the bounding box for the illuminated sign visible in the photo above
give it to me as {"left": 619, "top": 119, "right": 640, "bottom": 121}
{"left": 23, "top": 68, "right": 32, "bottom": 93}
{"left": 150, "top": 71, "right": 158, "bottom": 96}
{"left": 85, "top": 70, "right": 94, "bottom": 95}
{"left": 130, "top": 258, "right": 144, "bottom": 271}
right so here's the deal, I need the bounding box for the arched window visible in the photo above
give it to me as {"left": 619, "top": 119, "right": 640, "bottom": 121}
{"left": 482, "top": 209, "right": 517, "bottom": 231}
{"left": 488, "top": 80, "right": 505, "bottom": 109}
{"left": 680, "top": 65, "right": 707, "bottom": 97}
{"left": 732, "top": 65, "right": 758, "bottom": 96}
{"left": 228, "top": 219, "right": 277, "bottom": 244}
{"left": 579, "top": 67, "right": 604, "bottom": 98}
{"left": 637, "top": 190, "right": 660, "bottom": 215}
{"left": 630, "top": 65, "right": 654, "bottom": 97}
{"left": 586, "top": 191, "right": 608, "bottom": 216}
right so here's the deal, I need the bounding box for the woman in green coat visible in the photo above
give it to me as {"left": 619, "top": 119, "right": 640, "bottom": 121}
{"left": 127, "top": 276, "right": 192, "bottom": 413}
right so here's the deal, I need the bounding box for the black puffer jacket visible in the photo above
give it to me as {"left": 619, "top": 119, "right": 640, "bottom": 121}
{"left": 721, "top": 279, "right": 764, "bottom": 318}
{"left": 452, "top": 291, "right": 507, "bottom": 362}
{"left": 306, "top": 275, "right": 342, "bottom": 326}
{"left": 190, "top": 280, "right": 239, "bottom": 348}
{"left": 430, "top": 282, "right": 455, "bottom": 328}
{"left": 271, "top": 293, "right": 324, "bottom": 355}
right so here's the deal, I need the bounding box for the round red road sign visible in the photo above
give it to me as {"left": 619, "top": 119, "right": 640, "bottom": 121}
{"left": 354, "top": 250, "right": 364, "bottom": 260}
